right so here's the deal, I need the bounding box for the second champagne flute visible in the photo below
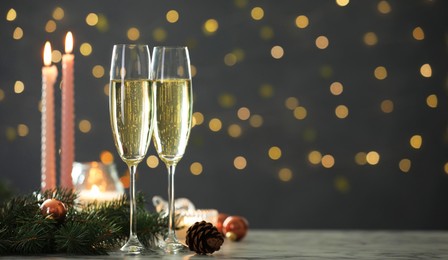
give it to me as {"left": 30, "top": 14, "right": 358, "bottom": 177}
{"left": 109, "top": 44, "right": 153, "bottom": 254}
{"left": 151, "top": 46, "right": 193, "bottom": 253}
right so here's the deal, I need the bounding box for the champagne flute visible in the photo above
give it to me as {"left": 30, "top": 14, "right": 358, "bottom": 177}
{"left": 151, "top": 46, "right": 193, "bottom": 253}
{"left": 109, "top": 44, "right": 153, "bottom": 254}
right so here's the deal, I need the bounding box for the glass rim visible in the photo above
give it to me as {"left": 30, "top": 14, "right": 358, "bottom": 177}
{"left": 153, "top": 46, "right": 188, "bottom": 49}
{"left": 113, "top": 44, "right": 149, "bottom": 47}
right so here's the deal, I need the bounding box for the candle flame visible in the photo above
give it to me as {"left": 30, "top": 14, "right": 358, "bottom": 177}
{"left": 65, "top": 31, "right": 73, "bottom": 54}
{"left": 91, "top": 185, "right": 100, "bottom": 195}
{"left": 43, "top": 41, "right": 52, "bottom": 66}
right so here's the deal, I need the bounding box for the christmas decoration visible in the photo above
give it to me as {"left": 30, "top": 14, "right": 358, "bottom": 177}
{"left": 40, "top": 198, "right": 67, "bottom": 222}
{"left": 0, "top": 188, "right": 167, "bottom": 255}
{"left": 217, "top": 213, "right": 229, "bottom": 234}
{"left": 222, "top": 216, "right": 249, "bottom": 241}
{"left": 185, "top": 221, "right": 224, "bottom": 255}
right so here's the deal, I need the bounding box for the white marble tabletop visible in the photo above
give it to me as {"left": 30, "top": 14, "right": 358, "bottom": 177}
{"left": 2, "top": 230, "right": 448, "bottom": 259}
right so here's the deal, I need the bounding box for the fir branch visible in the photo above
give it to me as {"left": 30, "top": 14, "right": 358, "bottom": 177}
{"left": 0, "top": 189, "right": 167, "bottom": 256}
{"left": 38, "top": 188, "right": 78, "bottom": 209}
{"left": 11, "top": 216, "right": 56, "bottom": 254}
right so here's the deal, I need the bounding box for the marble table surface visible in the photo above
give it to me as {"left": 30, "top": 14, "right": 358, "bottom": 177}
{"left": 2, "top": 230, "right": 448, "bottom": 259}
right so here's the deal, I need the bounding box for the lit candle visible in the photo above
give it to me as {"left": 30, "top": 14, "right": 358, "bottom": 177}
{"left": 78, "top": 185, "right": 123, "bottom": 204}
{"left": 41, "top": 41, "right": 58, "bottom": 191}
{"left": 60, "top": 32, "right": 75, "bottom": 189}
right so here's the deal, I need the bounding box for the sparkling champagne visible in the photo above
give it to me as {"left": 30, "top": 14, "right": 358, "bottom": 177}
{"left": 110, "top": 79, "right": 153, "bottom": 165}
{"left": 153, "top": 79, "right": 193, "bottom": 164}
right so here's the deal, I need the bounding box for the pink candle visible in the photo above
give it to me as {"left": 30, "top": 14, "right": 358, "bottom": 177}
{"left": 60, "top": 32, "right": 75, "bottom": 189}
{"left": 41, "top": 41, "right": 58, "bottom": 191}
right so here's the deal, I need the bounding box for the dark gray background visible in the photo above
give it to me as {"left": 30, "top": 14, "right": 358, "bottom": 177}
{"left": 0, "top": 0, "right": 447, "bottom": 229}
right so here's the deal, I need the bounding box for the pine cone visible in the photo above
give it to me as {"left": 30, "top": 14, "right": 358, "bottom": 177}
{"left": 186, "top": 221, "right": 224, "bottom": 255}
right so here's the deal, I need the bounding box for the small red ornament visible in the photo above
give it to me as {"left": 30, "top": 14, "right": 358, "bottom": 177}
{"left": 40, "top": 198, "right": 67, "bottom": 222}
{"left": 217, "top": 213, "right": 229, "bottom": 234}
{"left": 222, "top": 216, "right": 249, "bottom": 241}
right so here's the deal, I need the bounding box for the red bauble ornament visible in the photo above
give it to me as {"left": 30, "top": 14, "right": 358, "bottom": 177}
{"left": 40, "top": 198, "right": 67, "bottom": 222}
{"left": 217, "top": 213, "right": 229, "bottom": 234}
{"left": 222, "top": 216, "right": 249, "bottom": 241}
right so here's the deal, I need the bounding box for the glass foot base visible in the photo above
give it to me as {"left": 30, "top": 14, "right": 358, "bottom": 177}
{"left": 159, "top": 240, "right": 188, "bottom": 254}
{"left": 120, "top": 236, "right": 145, "bottom": 255}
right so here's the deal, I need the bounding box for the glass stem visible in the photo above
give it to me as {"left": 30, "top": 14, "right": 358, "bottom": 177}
{"left": 166, "top": 163, "right": 177, "bottom": 242}
{"left": 129, "top": 164, "right": 138, "bottom": 239}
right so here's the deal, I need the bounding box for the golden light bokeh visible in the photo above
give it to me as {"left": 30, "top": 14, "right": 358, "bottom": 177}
{"left": 320, "top": 65, "right": 333, "bottom": 78}
{"left": 268, "top": 146, "right": 282, "bottom": 160}
{"left": 293, "top": 106, "right": 307, "bottom": 120}
{"left": 412, "top": 27, "right": 425, "bottom": 40}
{"left": 79, "top": 120, "right": 92, "bottom": 133}
{"left": 366, "top": 151, "right": 380, "bottom": 165}
{"left": 13, "top": 27, "right": 23, "bottom": 40}
{"left": 426, "top": 94, "right": 438, "bottom": 108}
{"left": 6, "top": 8, "right": 17, "bottom": 22}
{"left": 334, "top": 176, "right": 350, "bottom": 193}
{"left": 191, "top": 65, "right": 197, "bottom": 77}
{"left": 193, "top": 112, "right": 204, "bottom": 126}
{"left": 6, "top": 127, "right": 16, "bottom": 142}
{"left": 420, "top": 63, "right": 432, "bottom": 78}
{"left": 146, "top": 155, "right": 159, "bottom": 168}
{"left": 100, "top": 150, "right": 114, "bottom": 164}
{"left": 224, "top": 53, "right": 237, "bottom": 66}
{"left": 96, "top": 14, "right": 109, "bottom": 32}
{"left": 86, "top": 13, "right": 99, "bottom": 26}
{"left": 0, "top": 89, "right": 5, "bottom": 101}
{"left": 234, "top": 156, "right": 247, "bottom": 170}
{"left": 260, "top": 26, "right": 274, "bottom": 40}
{"left": 153, "top": 27, "right": 167, "bottom": 42}
{"left": 330, "top": 82, "right": 343, "bottom": 95}
{"left": 103, "top": 83, "right": 109, "bottom": 96}
{"left": 237, "top": 107, "right": 251, "bottom": 120}
{"left": 315, "top": 36, "right": 329, "bottom": 49}
{"left": 218, "top": 93, "right": 236, "bottom": 108}
{"left": 232, "top": 49, "right": 245, "bottom": 62}
{"left": 14, "top": 81, "right": 24, "bottom": 94}
{"left": 336, "top": 0, "right": 350, "bottom": 7}
{"left": 45, "top": 20, "right": 57, "bottom": 33}
{"left": 380, "top": 99, "right": 394, "bottom": 113}
{"left": 80, "top": 43, "right": 93, "bottom": 56}
{"left": 295, "top": 15, "right": 309, "bottom": 29}
{"left": 166, "top": 10, "right": 179, "bottom": 23}
{"left": 378, "top": 0, "right": 392, "bottom": 14}
{"left": 322, "top": 154, "right": 335, "bottom": 168}
{"left": 209, "top": 118, "right": 222, "bottom": 132}
{"left": 52, "top": 7, "right": 64, "bottom": 20}
{"left": 399, "top": 159, "right": 411, "bottom": 173}
{"left": 308, "top": 150, "right": 322, "bottom": 165}
{"left": 278, "top": 168, "right": 293, "bottom": 182}
{"left": 363, "top": 32, "right": 378, "bottom": 46}
{"left": 249, "top": 114, "right": 263, "bottom": 127}
{"left": 335, "top": 105, "right": 349, "bottom": 119}
{"left": 17, "top": 124, "right": 29, "bottom": 137}
{"left": 410, "top": 135, "right": 422, "bottom": 149}
{"left": 444, "top": 162, "right": 448, "bottom": 175}
{"left": 285, "top": 97, "right": 299, "bottom": 110}
{"left": 271, "top": 45, "right": 284, "bottom": 59}
{"left": 374, "top": 66, "right": 388, "bottom": 80}
{"left": 251, "top": 7, "right": 264, "bottom": 20}
{"left": 92, "top": 65, "right": 105, "bottom": 78}
{"left": 259, "top": 84, "right": 274, "bottom": 98}
{"left": 234, "top": 0, "right": 248, "bottom": 8}
{"left": 355, "top": 152, "right": 368, "bottom": 165}
{"left": 228, "top": 124, "right": 242, "bottom": 138}
{"left": 127, "top": 27, "right": 140, "bottom": 41}
{"left": 203, "top": 19, "right": 219, "bottom": 35}
{"left": 190, "top": 162, "right": 203, "bottom": 175}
